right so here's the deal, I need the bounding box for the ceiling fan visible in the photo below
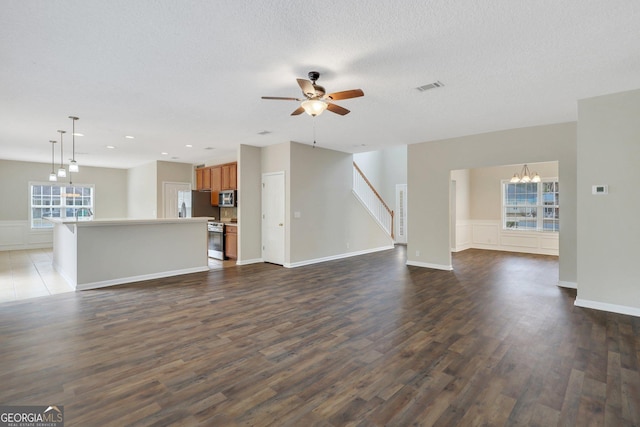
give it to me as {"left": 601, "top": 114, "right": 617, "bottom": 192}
{"left": 261, "top": 71, "right": 364, "bottom": 116}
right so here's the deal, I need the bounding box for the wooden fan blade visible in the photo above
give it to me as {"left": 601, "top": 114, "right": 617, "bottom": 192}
{"left": 297, "top": 79, "right": 316, "bottom": 97}
{"left": 326, "top": 103, "right": 350, "bottom": 115}
{"left": 291, "top": 106, "right": 305, "bottom": 116}
{"left": 326, "top": 89, "right": 364, "bottom": 101}
{"left": 261, "top": 96, "right": 300, "bottom": 101}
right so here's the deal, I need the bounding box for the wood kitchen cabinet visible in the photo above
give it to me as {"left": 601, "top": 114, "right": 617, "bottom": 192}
{"left": 210, "top": 166, "right": 222, "bottom": 205}
{"left": 195, "top": 167, "right": 212, "bottom": 191}
{"left": 225, "top": 224, "right": 237, "bottom": 259}
{"left": 221, "top": 162, "right": 237, "bottom": 190}
{"left": 197, "top": 161, "right": 236, "bottom": 204}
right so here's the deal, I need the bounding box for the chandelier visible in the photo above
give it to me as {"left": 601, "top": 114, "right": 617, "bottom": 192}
{"left": 510, "top": 164, "right": 540, "bottom": 183}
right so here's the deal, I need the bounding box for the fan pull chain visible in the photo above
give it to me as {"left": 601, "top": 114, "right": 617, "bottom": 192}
{"left": 313, "top": 116, "right": 316, "bottom": 148}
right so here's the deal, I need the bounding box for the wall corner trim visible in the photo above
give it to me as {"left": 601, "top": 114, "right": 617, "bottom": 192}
{"left": 285, "top": 245, "right": 394, "bottom": 268}
{"left": 557, "top": 281, "right": 577, "bottom": 289}
{"left": 235, "top": 258, "right": 263, "bottom": 266}
{"left": 406, "top": 260, "right": 453, "bottom": 271}
{"left": 574, "top": 298, "right": 640, "bottom": 318}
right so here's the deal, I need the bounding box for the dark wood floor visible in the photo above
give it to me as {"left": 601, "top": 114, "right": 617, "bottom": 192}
{"left": 1, "top": 247, "right": 639, "bottom": 426}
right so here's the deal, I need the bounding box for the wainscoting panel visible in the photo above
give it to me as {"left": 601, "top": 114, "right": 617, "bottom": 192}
{"left": 501, "top": 234, "right": 538, "bottom": 249}
{"left": 0, "top": 221, "right": 53, "bottom": 251}
{"left": 453, "top": 221, "right": 472, "bottom": 252}
{"left": 454, "top": 220, "right": 559, "bottom": 256}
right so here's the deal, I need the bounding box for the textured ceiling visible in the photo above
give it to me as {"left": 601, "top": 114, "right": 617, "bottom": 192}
{"left": 2, "top": 0, "right": 639, "bottom": 169}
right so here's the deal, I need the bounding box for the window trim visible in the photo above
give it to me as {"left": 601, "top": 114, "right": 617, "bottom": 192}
{"left": 501, "top": 177, "right": 559, "bottom": 233}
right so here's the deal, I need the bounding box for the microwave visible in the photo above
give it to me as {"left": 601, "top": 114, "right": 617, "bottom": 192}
{"left": 218, "top": 190, "right": 237, "bottom": 207}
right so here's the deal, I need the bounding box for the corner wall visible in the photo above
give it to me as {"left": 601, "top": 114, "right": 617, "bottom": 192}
{"left": 289, "top": 142, "right": 392, "bottom": 265}
{"left": 576, "top": 89, "right": 640, "bottom": 316}
{"left": 407, "top": 122, "right": 577, "bottom": 284}
{"left": 238, "top": 144, "right": 262, "bottom": 263}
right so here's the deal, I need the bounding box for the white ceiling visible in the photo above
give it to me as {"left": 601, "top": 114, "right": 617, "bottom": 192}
{"left": 2, "top": 1, "right": 639, "bottom": 169}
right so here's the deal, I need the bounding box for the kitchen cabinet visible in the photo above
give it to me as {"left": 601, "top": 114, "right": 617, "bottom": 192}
{"left": 221, "top": 162, "right": 237, "bottom": 190}
{"left": 195, "top": 167, "right": 212, "bottom": 191}
{"left": 210, "top": 166, "right": 222, "bottom": 206}
{"left": 225, "top": 224, "right": 237, "bottom": 259}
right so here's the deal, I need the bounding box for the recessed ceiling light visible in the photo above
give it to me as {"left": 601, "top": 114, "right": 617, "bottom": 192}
{"left": 125, "top": 135, "right": 135, "bottom": 139}
{"left": 161, "top": 152, "right": 169, "bottom": 155}
{"left": 185, "top": 144, "right": 193, "bottom": 148}
{"left": 106, "top": 145, "right": 116, "bottom": 149}
{"left": 73, "top": 133, "right": 84, "bottom": 137}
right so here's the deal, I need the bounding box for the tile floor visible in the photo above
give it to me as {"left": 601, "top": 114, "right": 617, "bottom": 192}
{"left": 0, "top": 249, "right": 235, "bottom": 304}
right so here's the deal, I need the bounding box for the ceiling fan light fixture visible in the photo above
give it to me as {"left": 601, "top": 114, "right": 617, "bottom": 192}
{"left": 301, "top": 99, "right": 327, "bottom": 116}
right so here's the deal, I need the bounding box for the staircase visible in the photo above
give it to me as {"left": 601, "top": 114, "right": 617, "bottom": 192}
{"left": 352, "top": 162, "right": 394, "bottom": 239}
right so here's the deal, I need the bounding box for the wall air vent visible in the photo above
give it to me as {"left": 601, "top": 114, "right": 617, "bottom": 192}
{"left": 416, "top": 81, "right": 444, "bottom": 92}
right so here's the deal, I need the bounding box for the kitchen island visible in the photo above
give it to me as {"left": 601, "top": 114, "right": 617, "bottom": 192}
{"left": 47, "top": 217, "right": 211, "bottom": 290}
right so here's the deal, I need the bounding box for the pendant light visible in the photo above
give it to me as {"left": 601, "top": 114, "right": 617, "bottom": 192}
{"left": 48, "top": 140, "right": 58, "bottom": 182}
{"left": 68, "top": 116, "right": 79, "bottom": 172}
{"left": 57, "top": 130, "right": 67, "bottom": 178}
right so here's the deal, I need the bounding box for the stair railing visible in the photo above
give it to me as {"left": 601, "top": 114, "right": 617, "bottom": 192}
{"left": 353, "top": 162, "right": 394, "bottom": 239}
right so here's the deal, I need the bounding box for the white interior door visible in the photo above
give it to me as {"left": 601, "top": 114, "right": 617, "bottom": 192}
{"left": 395, "top": 184, "right": 408, "bottom": 244}
{"left": 163, "top": 182, "right": 191, "bottom": 218}
{"left": 262, "top": 172, "right": 285, "bottom": 265}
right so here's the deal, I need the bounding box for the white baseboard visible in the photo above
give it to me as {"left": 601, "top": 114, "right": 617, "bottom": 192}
{"left": 75, "top": 266, "right": 210, "bottom": 291}
{"left": 285, "top": 245, "right": 394, "bottom": 268}
{"left": 557, "top": 281, "right": 577, "bottom": 289}
{"left": 451, "top": 243, "right": 472, "bottom": 253}
{"left": 406, "top": 260, "right": 453, "bottom": 271}
{"left": 574, "top": 298, "right": 640, "bottom": 318}
{"left": 235, "top": 258, "right": 263, "bottom": 266}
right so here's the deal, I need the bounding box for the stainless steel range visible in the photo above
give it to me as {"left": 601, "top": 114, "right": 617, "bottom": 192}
{"left": 207, "top": 221, "right": 225, "bottom": 259}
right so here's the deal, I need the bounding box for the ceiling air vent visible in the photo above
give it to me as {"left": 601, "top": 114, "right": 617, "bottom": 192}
{"left": 416, "top": 81, "right": 444, "bottom": 92}
{"left": 257, "top": 130, "right": 271, "bottom": 135}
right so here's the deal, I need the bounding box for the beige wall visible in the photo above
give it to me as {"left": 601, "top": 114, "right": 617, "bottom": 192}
{"left": 0, "top": 159, "right": 127, "bottom": 221}
{"left": 407, "top": 122, "right": 577, "bottom": 283}
{"left": 354, "top": 145, "right": 407, "bottom": 206}
{"left": 289, "top": 142, "right": 392, "bottom": 264}
{"left": 576, "top": 89, "right": 640, "bottom": 314}
{"left": 238, "top": 144, "right": 262, "bottom": 263}
{"left": 156, "top": 161, "right": 193, "bottom": 217}
{"left": 127, "top": 161, "right": 157, "bottom": 219}
{"left": 450, "top": 169, "right": 470, "bottom": 221}
{"left": 469, "top": 161, "right": 559, "bottom": 220}
{"left": 0, "top": 159, "right": 127, "bottom": 250}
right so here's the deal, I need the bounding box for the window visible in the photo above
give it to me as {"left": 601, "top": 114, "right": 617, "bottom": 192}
{"left": 503, "top": 179, "right": 559, "bottom": 232}
{"left": 31, "top": 183, "right": 94, "bottom": 229}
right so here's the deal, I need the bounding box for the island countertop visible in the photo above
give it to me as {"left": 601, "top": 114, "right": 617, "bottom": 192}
{"left": 46, "top": 217, "right": 214, "bottom": 227}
